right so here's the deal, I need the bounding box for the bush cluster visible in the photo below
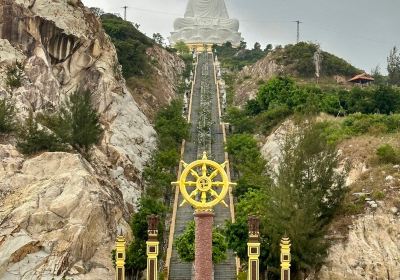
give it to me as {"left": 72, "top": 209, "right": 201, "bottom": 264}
{"left": 17, "top": 113, "right": 67, "bottom": 155}
{"left": 101, "top": 14, "right": 153, "bottom": 78}
{"left": 18, "top": 91, "right": 102, "bottom": 156}
{"left": 224, "top": 76, "right": 400, "bottom": 137}
{"left": 175, "top": 221, "right": 227, "bottom": 264}
{"left": 5, "top": 62, "right": 24, "bottom": 89}
{"left": 318, "top": 114, "right": 400, "bottom": 144}
{"left": 212, "top": 41, "right": 270, "bottom": 71}
{"left": 376, "top": 144, "right": 400, "bottom": 164}
{"left": 275, "top": 42, "right": 360, "bottom": 77}
{"left": 256, "top": 77, "right": 400, "bottom": 117}
{"left": 0, "top": 97, "right": 16, "bottom": 133}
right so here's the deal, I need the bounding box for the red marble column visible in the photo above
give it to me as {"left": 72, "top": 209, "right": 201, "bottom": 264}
{"left": 194, "top": 210, "right": 215, "bottom": 280}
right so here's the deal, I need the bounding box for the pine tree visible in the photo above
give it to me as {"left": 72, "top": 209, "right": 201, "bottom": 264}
{"left": 67, "top": 90, "right": 103, "bottom": 154}
{"left": 387, "top": 46, "right": 400, "bottom": 86}
{"left": 0, "top": 97, "right": 16, "bottom": 133}
{"left": 17, "top": 112, "right": 66, "bottom": 155}
{"left": 264, "top": 122, "right": 347, "bottom": 277}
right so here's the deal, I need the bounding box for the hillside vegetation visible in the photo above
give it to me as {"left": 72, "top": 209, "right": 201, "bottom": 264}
{"left": 213, "top": 41, "right": 271, "bottom": 71}
{"left": 273, "top": 42, "right": 360, "bottom": 78}
{"left": 101, "top": 14, "right": 154, "bottom": 78}
{"left": 225, "top": 71, "right": 400, "bottom": 278}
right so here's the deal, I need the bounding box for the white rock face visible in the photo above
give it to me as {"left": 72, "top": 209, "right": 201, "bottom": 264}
{"left": 317, "top": 208, "right": 400, "bottom": 280}
{"left": 0, "top": 146, "right": 130, "bottom": 279}
{"left": 235, "top": 54, "right": 284, "bottom": 106}
{"left": 0, "top": 0, "right": 157, "bottom": 209}
{"left": 260, "top": 119, "right": 295, "bottom": 173}
{"left": 0, "top": 0, "right": 183, "bottom": 278}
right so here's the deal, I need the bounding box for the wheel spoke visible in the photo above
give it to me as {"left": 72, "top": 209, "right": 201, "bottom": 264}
{"left": 179, "top": 199, "right": 188, "bottom": 207}
{"left": 209, "top": 189, "right": 219, "bottom": 198}
{"left": 209, "top": 169, "right": 219, "bottom": 180}
{"left": 190, "top": 169, "right": 200, "bottom": 179}
{"left": 211, "top": 181, "right": 224, "bottom": 187}
{"left": 201, "top": 191, "right": 207, "bottom": 203}
{"left": 202, "top": 163, "right": 207, "bottom": 177}
{"left": 209, "top": 189, "right": 228, "bottom": 207}
{"left": 185, "top": 181, "right": 197, "bottom": 187}
{"left": 188, "top": 189, "right": 198, "bottom": 198}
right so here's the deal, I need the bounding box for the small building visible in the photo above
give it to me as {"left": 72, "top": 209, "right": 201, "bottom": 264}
{"left": 348, "top": 73, "right": 374, "bottom": 85}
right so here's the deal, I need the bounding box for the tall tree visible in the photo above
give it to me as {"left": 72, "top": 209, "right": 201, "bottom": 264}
{"left": 387, "top": 46, "right": 400, "bottom": 86}
{"left": 371, "top": 65, "right": 386, "bottom": 86}
{"left": 174, "top": 41, "right": 190, "bottom": 54}
{"left": 226, "top": 121, "right": 347, "bottom": 279}
{"left": 0, "top": 97, "right": 16, "bottom": 133}
{"left": 152, "top": 33, "right": 165, "bottom": 46}
{"left": 67, "top": 90, "right": 102, "bottom": 154}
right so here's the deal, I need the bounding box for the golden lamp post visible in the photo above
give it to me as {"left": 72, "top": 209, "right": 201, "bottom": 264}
{"left": 247, "top": 216, "right": 261, "bottom": 280}
{"left": 280, "top": 237, "right": 291, "bottom": 280}
{"left": 146, "top": 214, "right": 160, "bottom": 280}
{"left": 173, "top": 152, "right": 235, "bottom": 280}
{"left": 115, "top": 231, "right": 126, "bottom": 280}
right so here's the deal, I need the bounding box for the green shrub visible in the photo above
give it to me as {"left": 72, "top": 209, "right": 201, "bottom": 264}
{"left": 5, "top": 62, "right": 23, "bottom": 89}
{"left": 372, "top": 191, "right": 386, "bottom": 200}
{"left": 224, "top": 107, "right": 255, "bottom": 134}
{"left": 67, "top": 91, "right": 102, "bottom": 153}
{"left": 212, "top": 41, "right": 268, "bottom": 71}
{"left": 39, "top": 90, "right": 103, "bottom": 155}
{"left": 155, "top": 99, "right": 189, "bottom": 148}
{"left": 101, "top": 14, "right": 153, "bottom": 78}
{"left": 376, "top": 144, "right": 400, "bottom": 164}
{"left": 175, "top": 221, "right": 227, "bottom": 264}
{"left": 257, "top": 76, "right": 298, "bottom": 110}
{"left": 276, "top": 42, "right": 360, "bottom": 77}
{"left": 255, "top": 105, "right": 291, "bottom": 133}
{"left": 17, "top": 112, "right": 67, "bottom": 155}
{"left": 0, "top": 97, "right": 16, "bottom": 133}
{"left": 125, "top": 197, "right": 166, "bottom": 278}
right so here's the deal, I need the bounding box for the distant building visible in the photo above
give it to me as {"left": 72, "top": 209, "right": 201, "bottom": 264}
{"left": 348, "top": 73, "right": 374, "bottom": 85}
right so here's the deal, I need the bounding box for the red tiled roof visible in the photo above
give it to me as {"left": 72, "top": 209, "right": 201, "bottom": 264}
{"left": 348, "top": 73, "right": 375, "bottom": 83}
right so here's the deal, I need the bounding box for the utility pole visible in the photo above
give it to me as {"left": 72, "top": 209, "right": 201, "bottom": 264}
{"left": 122, "top": 6, "right": 128, "bottom": 21}
{"left": 293, "top": 20, "right": 302, "bottom": 43}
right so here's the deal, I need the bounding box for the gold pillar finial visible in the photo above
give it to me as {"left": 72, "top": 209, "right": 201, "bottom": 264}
{"left": 147, "top": 215, "right": 159, "bottom": 280}
{"left": 247, "top": 215, "right": 260, "bottom": 280}
{"left": 280, "top": 236, "right": 291, "bottom": 280}
{"left": 115, "top": 231, "right": 126, "bottom": 280}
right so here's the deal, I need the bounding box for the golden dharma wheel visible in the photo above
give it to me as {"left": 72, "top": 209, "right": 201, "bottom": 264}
{"left": 174, "top": 152, "right": 235, "bottom": 210}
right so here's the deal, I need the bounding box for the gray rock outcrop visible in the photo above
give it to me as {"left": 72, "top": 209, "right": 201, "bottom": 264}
{"left": 0, "top": 0, "right": 183, "bottom": 278}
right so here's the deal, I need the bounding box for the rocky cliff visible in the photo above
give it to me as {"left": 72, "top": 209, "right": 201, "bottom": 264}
{"left": 234, "top": 53, "right": 284, "bottom": 106}
{"left": 0, "top": 0, "right": 183, "bottom": 278}
{"left": 128, "top": 46, "right": 185, "bottom": 120}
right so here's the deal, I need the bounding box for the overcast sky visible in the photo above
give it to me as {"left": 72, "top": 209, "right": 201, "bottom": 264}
{"left": 82, "top": 0, "right": 400, "bottom": 74}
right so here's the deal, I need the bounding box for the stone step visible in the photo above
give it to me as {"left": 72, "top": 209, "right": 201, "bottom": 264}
{"left": 169, "top": 53, "right": 236, "bottom": 280}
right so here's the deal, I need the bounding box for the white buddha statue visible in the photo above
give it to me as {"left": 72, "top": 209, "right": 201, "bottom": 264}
{"left": 170, "top": 0, "right": 242, "bottom": 47}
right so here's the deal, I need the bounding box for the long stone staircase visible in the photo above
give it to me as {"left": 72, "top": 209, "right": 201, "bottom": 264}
{"left": 168, "top": 53, "right": 236, "bottom": 280}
